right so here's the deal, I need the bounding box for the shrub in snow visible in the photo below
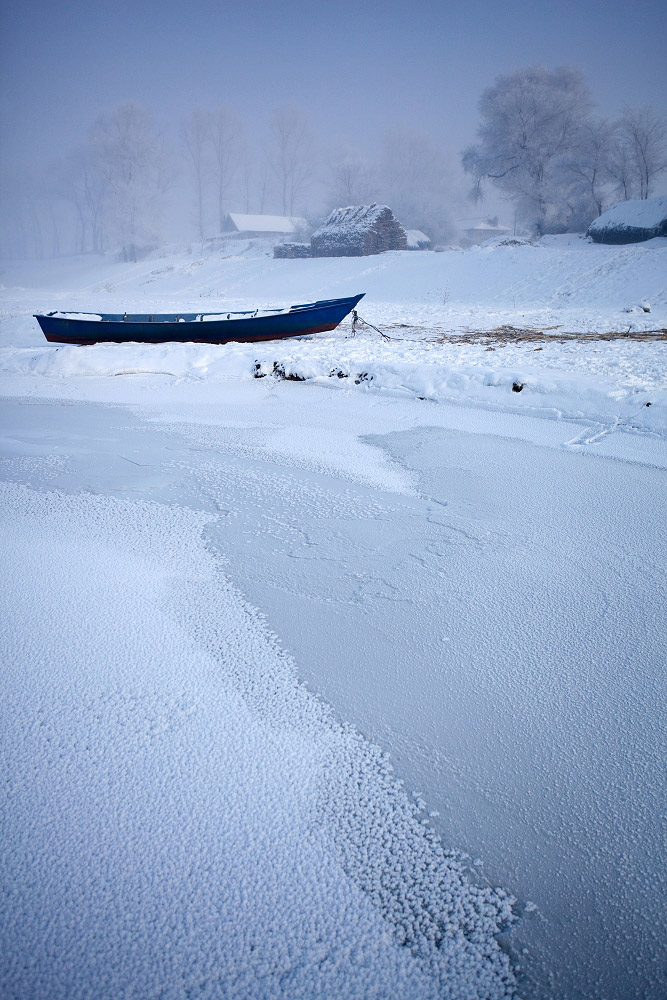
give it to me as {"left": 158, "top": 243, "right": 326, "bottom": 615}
{"left": 588, "top": 196, "right": 667, "bottom": 244}
{"left": 310, "top": 204, "right": 408, "bottom": 257}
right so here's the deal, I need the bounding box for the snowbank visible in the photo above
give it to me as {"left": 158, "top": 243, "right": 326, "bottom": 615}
{"left": 2, "top": 327, "right": 665, "bottom": 442}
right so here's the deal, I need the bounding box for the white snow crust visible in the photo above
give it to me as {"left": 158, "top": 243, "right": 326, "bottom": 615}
{"left": 0, "top": 478, "right": 515, "bottom": 999}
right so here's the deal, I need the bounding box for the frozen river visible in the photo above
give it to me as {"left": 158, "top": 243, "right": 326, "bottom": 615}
{"left": 2, "top": 387, "right": 665, "bottom": 999}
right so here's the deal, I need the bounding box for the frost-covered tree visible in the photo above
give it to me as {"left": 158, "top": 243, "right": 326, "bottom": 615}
{"left": 558, "top": 118, "right": 615, "bottom": 222}
{"left": 605, "top": 133, "right": 638, "bottom": 202}
{"left": 211, "top": 104, "right": 244, "bottom": 231}
{"left": 326, "top": 151, "right": 374, "bottom": 208}
{"left": 378, "top": 128, "right": 454, "bottom": 241}
{"left": 1, "top": 164, "right": 83, "bottom": 259}
{"left": 58, "top": 147, "right": 108, "bottom": 253}
{"left": 462, "top": 66, "right": 594, "bottom": 234}
{"left": 182, "top": 108, "right": 212, "bottom": 241}
{"left": 91, "top": 102, "right": 171, "bottom": 261}
{"left": 0, "top": 170, "right": 44, "bottom": 259}
{"left": 237, "top": 143, "right": 273, "bottom": 215}
{"left": 323, "top": 131, "right": 454, "bottom": 241}
{"left": 239, "top": 153, "right": 254, "bottom": 213}
{"left": 255, "top": 154, "right": 272, "bottom": 214}
{"left": 267, "top": 106, "right": 316, "bottom": 216}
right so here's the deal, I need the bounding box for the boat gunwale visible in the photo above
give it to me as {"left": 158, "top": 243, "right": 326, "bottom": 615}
{"left": 36, "top": 295, "right": 364, "bottom": 326}
{"left": 34, "top": 294, "right": 365, "bottom": 345}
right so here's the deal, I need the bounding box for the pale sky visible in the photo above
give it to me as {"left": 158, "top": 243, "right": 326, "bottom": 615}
{"left": 2, "top": 0, "right": 666, "bottom": 169}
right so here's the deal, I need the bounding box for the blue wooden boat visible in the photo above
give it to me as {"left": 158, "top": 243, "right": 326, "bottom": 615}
{"left": 35, "top": 294, "right": 365, "bottom": 346}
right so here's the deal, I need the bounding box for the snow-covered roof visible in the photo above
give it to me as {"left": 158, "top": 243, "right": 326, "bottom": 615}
{"left": 588, "top": 196, "right": 667, "bottom": 234}
{"left": 406, "top": 229, "right": 431, "bottom": 248}
{"left": 466, "top": 222, "right": 511, "bottom": 233}
{"left": 225, "top": 213, "right": 307, "bottom": 234}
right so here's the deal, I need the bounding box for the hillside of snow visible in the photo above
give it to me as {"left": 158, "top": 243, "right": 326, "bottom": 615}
{"left": 2, "top": 234, "right": 666, "bottom": 342}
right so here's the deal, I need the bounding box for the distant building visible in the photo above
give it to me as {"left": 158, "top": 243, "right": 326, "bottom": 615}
{"left": 405, "top": 229, "right": 432, "bottom": 250}
{"left": 311, "top": 204, "right": 407, "bottom": 257}
{"left": 219, "top": 213, "right": 309, "bottom": 239}
{"left": 461, "top": 218, "right": 511, "bottom": 245}
{"left": 587, "top": 196, "right": 667, "bottom": 244}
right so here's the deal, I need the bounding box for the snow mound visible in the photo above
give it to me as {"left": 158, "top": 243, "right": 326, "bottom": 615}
{"left": 6, "top": 328, "right": 664, "bottom": 445}
{"left": 588, "top": 196, "right": 667, "bottom": 244}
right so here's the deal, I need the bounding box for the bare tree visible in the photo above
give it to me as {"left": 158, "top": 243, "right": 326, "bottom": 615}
{"left": 606, "top": 135, "right": 638, "bottom": 201}
{"left": 560, "top": 118, "right": 615, "bottom": 219}
{"left": 211, "top": 104, "right": 243, "bottom": 231}
{"left": 182, "top": 108, "right": 212, "bottom": 241}
{"left": 92, "top": 102, "right": 170, "bottom": 261}
{"left": 58, "top": 148, "right": 108, "bottom": 253}
{"left": 255, "top": 154, "right": 272, "bottom": 214}
{"left": 0, "top": 172, "right": 26, "bottom": 259}
{"left": 462, "top": 66, "right": 593, "bottom": 234}
{"left": 0, "top": 169, "right": 63, "bottom": 259}
{"left": 267, "top": 106, "right": 315, "bottom": 216}
{"left": 240, "top": 152, "right": 253, "bottom": 213}
{"left": 46, "top": 202, "right": 61, "bottom": 258}
{"left": 616, "top": 105, "right": 667, "bottom": 199}
{"left": 1, "top": 171, "right": 44, "bottom": 258}
{"left": 327, "top": 150, "right": 374, "bottom": 208}
{"left": 83, "top": 152, "right": 109, "bottom": 252}
{"left": 378, "top": 128, "right": 454, "bottom": 241}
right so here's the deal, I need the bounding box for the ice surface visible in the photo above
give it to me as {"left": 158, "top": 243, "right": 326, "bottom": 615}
{"left": 0, "top": 462, "right": 514, "bottom": 1000}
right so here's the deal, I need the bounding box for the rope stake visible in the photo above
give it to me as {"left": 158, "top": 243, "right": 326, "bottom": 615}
{"left": 350, "top": 310, "right": 391, "bottom": 340}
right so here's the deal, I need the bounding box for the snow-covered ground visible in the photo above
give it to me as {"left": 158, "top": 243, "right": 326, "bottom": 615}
{"left": 2, "top": 232, "right": 666, "bottom": 338}
{"left": 1, "top": 238, "right": 666, "bottom": 1000}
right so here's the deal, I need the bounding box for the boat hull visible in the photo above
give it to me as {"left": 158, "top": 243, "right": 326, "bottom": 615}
{"left": 35, "top": 294, "right": 364, "bottom": 346}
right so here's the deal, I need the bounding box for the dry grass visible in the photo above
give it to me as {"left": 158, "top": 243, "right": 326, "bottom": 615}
{"left": 385, "top": 323, "right": 667, "bottom": 345}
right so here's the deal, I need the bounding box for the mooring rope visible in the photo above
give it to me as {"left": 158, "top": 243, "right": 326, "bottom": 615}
{"left": 350, "top": 310, "right": 391, "bottom": 340}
